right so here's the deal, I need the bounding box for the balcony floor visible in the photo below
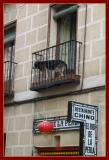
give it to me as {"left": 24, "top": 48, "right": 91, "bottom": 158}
{"left": 30, "top": 73, "right": 80, "bottom": 91}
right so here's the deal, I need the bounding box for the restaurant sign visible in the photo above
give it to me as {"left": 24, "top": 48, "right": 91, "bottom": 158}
{"left": 68, "top": 101, "right": 98, "bottom": 156}
{"left": 33, "top": 116, "right": 80, "bottom": 134}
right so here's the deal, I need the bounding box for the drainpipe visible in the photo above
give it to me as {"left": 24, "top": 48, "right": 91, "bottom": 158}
{"left": 81, "top": 4, "right": 87, "bottom": 90}
{"left": 46, "top": 5, "right": 51, "bottom": 48}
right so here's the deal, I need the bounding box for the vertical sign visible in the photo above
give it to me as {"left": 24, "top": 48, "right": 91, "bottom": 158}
{"left": 68, "top": 101, "right": 98, "bottom": 156}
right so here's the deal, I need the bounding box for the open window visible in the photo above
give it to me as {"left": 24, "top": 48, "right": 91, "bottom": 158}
{"left": 4, "top": 21, "right": 17, "bottom": 97}
{"left": 53, "top": 4, "right": 78, "bottom": 73}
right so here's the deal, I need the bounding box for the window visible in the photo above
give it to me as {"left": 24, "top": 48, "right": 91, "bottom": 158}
{"left": 54, "top": 5, "right": 77, "bottom": 43}
{"left": 4, "top": 22, "right": 16, "bottom": 61}
{"left": 4, "top": 21, "right": 16, "bottom": 97}
{"left": 52, "top": 4, "right": 78, "bottom": 71}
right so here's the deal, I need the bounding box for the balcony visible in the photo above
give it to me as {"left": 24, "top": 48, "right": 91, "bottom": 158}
{"left": 30, "top": 40, "right": 82, "bottom": 91}
{"left": 4, "top": 61, "right": 17, "bottom": 97}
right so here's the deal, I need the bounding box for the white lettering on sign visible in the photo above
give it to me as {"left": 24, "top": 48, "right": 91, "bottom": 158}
{"left": 53, "top": 118, "right": 79, "bottom": 129}
{"left": 84, "top": 125, "right": 96, "bottom": 156}
{"left": 69, "top": 101, "right": 98, "bottom": 156}
{"left": 73, "top": 104, "right": 96, "bottom": 124}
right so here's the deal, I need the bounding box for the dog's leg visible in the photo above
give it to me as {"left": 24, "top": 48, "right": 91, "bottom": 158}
{"left": 52, "top": 70, "right": 55, "bottom": 80}
{"left": 45, "top": 67, "right": 48, "bottom": 80}
{"left": 61, "top": 65, "right": 67, "bottom": 78}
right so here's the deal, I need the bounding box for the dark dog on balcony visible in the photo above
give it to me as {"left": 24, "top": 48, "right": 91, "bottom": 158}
{"left": 34, "top": 60, "right": 67, "bottom": 80}
{"left": 49, "top": 62, "right": 67, "bottom": 80}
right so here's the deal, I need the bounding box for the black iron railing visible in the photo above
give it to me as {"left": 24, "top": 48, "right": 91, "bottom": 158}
{"left": 30, "top": 40, "right": 82, "bottom": 91}
{"left": 4, "top": 61, "right": 17, "bottom": 97}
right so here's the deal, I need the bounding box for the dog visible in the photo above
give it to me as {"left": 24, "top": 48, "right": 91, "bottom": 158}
{"left": 34, "top": 60, "right": 67, "bottom": 81}
{"left": 45, "top": 61, "right": 67, "bottom": 80}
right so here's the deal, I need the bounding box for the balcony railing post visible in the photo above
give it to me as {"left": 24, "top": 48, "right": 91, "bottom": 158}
{"left": 78, "top": 43, "right": 81, "bottom": 75}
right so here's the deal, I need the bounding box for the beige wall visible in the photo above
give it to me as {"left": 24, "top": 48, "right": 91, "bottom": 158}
{"left": 4, "top": 103, "right": 34, "bottom": 156}
{"left": 4, "top": 4, "right": 105, "bottom": 95}
{"left": 77, "top": 4, "right": 105, "bottom": 80}
{"left": 33, "top": 131, "right": 80, "bottom": 150}
{"left": 4, "top": 88, "right": 105, "bottom": 156}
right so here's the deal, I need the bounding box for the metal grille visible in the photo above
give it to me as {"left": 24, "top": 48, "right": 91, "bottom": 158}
{"left": 30, "top": 40, "right": 82, "bottom": 91}
{"left": 4, "top": 61, "right": 17, "bottom": 97}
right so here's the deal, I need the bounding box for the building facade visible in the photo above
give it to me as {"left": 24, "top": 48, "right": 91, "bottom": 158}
{"left": 4, "top": 3, "right": 105, "bottom": 156}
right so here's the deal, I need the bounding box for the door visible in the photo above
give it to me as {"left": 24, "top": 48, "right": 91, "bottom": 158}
{"left": 56, "top": 12, "right": 77, "bottom": 72}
